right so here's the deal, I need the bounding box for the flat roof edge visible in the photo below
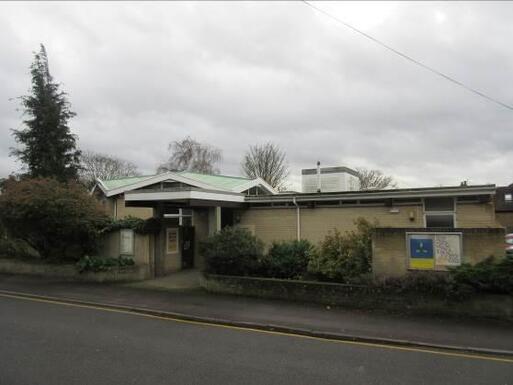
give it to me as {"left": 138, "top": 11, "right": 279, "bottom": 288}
{"left": 245, "top": 185, "right": 496, "bottom": 203}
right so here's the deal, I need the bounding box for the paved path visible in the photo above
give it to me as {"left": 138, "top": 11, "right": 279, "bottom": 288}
{"left": 1, "top": 294, "right": 512, "bottom": 385}
{"left": 126, "top": 269, "right": 201, "bottom": 290}
{"left": 0, "top": 274, "right": 512, "bottom": 353}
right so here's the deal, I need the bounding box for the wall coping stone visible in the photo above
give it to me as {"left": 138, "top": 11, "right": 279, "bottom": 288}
{"left": 203, "top": 273, "right": 368, "bottom": 289}
{"left": 0, "top": 258, "right": 148, "bottom": 282}
{"left": 374, "top": 227, "right": 505, "bottom": 234}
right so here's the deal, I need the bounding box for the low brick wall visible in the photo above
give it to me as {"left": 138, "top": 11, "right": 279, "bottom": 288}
{"left": 201, "top": 273, "right": 368, "bottom": 305}
{"left": 0, "top": 258, "right": 148, "bottom": 283}
{"left": 372, "top": 227, "right": 506, "bottom": 279}
{"left": 201, "top": 273, "right": 513, "bottom": 321}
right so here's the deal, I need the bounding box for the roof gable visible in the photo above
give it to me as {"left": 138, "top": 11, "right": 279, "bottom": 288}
{"left": 96, "top": 171, "right": 277, "bottom": 197}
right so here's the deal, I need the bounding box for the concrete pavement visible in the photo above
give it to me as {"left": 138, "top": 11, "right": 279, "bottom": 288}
{"left": 1, "top": 294, "right": 512, "bottom": 385}
{"left": 0, "top": 273, "right": 512, "bottom": 355}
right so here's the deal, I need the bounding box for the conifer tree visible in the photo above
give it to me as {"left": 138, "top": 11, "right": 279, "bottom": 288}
{"left": 12, "top": 44, "right": 81, "bottom": 181}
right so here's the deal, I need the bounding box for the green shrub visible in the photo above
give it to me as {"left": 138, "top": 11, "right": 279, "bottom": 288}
{"left": 307, "top": 218, "right": 374, "bottom": 282}
{"left": 449, "top": 255, "right": 513, "bottom": 294}
{"left": 76, "top": 255, "right": 134, "bottom": 273}
{"left": 263, "top": 240, "right": 314, "bottom": 279}
{"left": 0, "top": 222, "right": 40, "bottom": 259}
{"left": 201, "top": 227, "right": 264, "bottom": 276}
{"left": 0, "top": 178, "right": 108, "bottom": 261}
{"left": 101, "top": 216, "right": 161, "bottom": 235}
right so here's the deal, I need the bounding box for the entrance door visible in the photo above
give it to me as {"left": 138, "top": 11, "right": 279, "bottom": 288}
{"left": 181, "top": 226, "right": 195, "bottom": 269}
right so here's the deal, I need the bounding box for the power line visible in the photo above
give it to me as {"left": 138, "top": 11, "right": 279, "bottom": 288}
{"left": 302, "top": 0, "right": 513, "bottom": 111}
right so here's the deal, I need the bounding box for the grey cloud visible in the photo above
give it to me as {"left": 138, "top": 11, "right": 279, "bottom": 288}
{"left": 0, "top": 1, "right": 512, "bottom": 188}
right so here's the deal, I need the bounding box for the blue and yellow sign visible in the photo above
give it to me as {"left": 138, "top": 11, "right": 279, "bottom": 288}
{"left": 409, "top": 237, "right": 434, "bottom": 269}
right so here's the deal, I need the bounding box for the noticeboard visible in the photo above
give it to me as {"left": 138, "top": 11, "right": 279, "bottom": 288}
{"left": 120, "top": 229, "right": 134, "bottom": 255}
{"left": 407, "top": 232, "right": 462, "bottom": 270}
{"left": 166, "top": 228, "right": 179, "bottom": 254}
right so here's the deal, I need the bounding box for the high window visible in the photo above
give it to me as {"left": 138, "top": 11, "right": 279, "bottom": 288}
{"left": 424, "top": 197, "right": 455, "bottom": 228}
{"left": 163, "top": 208, "right": 193, "bottom": 226}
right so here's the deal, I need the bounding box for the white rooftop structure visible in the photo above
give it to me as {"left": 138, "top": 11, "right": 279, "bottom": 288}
{"left": 301, "top": 164, "right": 360, "bottom": 193}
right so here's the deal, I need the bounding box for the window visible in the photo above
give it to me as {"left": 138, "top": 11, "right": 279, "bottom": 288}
{"left": 425, "top": 214, "right": 454, "bottom": 228}
{"left": 505, "top": 193, "right": 512, "bottom": 203}
{"left": 163, "top": 208, "right": 193, "bottom": 226}
{"left": 424, "top": 197, "right": 454, "bottom": 211}
{"left": 120, "top": 229, "right": 134, "bottom": 255}
{"left": 424, "top": 197, "right": 455, "bottom": 228}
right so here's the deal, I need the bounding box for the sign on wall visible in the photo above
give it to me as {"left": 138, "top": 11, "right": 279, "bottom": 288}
{"left": 166, "top": 228, "right": 179, "bottom": 254}
{"left": 434, "top": 235, "right": 461, "bottom": 266}
{"left": 408, "top": 233, "right": 462, "bottom": 270}
{"left": 409, "top": 236, "right": 434, "bottom": 269}
{"left": 120, "top": 229, "right": 134, "bottom": 255}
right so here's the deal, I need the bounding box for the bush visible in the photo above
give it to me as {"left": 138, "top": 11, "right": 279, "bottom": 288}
{"left": 0, "top": 236, "right": 40, "bottom": 259}
{"left": 449, "top": 255, "right": 513, "bottom": 294}
{"left": 201, "top": 227, "right": 264, "bottom": 276}
{"left": 0, "top": 178, "right": 108, "bottom": 261}
{"left": 0, "top": 223, "right": 31, "bottom": 259}
{"left": 101, "top": 216, "right": 162, "bottom": 235}
{"left": 0, "top": 221, "right": 40, "bottom": 259}
{"left": 263, "top": 240, "right": 314, "bottom": 279}
{"left": 76, "top": 255, "right": 134, "bottom": 273}
{"left": 307, "top": 218, "right": 374, "bottom": 282}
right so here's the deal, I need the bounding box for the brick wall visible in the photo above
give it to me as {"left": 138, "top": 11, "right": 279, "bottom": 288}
{"left": 456, "top": 202, "right": 498, "bottom": 227}
{"left": 237, "top": 208, "right": 297, "bottom": 245}
{"left": 238, "top": 204, "right": 423, "bottom": 246}
{"left": 238, "top": 202, "right": 501, "bottom": 247}
{"left": 114, "top": 195, "right": 154, "bottom": 219}
{"left": 299, "top": 205, "right": 423, "bottom": 244}
{"left": 97, "top": 194, "right": 154, "bottom": 220}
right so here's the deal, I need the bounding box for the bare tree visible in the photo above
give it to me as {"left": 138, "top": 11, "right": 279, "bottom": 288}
{"left": 356, "top": 168, "right": 397, "bottom": 190}
{"left": 80, "top": 151, "right": 140, "bottom": 189}
{"left": 157, "top": 137, "right": 222, "bottom": 174}
{"left": 241, "top": 143, "right": 289, "bottom": 190}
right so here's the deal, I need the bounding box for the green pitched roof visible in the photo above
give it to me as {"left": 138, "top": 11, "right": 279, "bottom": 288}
{"left": 99, "top": 171, "right": 253, "bottom": 192}
{"left": 178, "top": 171, "right": 252, "bottom": 191}
{"left": 100, "top": 175, "right": 154, "bottom": 190}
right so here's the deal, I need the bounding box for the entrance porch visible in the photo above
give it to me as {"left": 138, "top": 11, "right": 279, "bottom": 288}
{"left": 125, "top": 188, "right": 242, "bottom": 277}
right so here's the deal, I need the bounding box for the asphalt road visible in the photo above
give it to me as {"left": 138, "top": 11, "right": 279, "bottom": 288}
{"left": 0, "top": 295, "right": 511, "bottom": 385}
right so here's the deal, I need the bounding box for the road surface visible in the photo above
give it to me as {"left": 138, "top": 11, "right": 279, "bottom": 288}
{"left": 0, "top": 294, "right": 511, "bottom": 385}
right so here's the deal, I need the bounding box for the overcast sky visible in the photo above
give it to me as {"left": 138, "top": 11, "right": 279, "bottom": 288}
{"left": 1, "top": 1, "right": 512, "bottom": 189}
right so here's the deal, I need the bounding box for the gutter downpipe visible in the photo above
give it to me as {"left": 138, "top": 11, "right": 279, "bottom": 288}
{"left": 292, "top": 196, "right": 301, "bottom": 241}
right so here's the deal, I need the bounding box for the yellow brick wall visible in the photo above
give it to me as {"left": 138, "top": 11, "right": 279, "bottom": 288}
{"left": 237, "top": 208, "right": 297, "bottom": 245}
{"left": 95, "top": 192, "right": 153, "bottom": 220}
{"left": 463, "top": 232, "right": 506, "bottom": 264}
{"left": 300, "top": 206, "right": 423, "bottom": 244}
{"left": 238, "top": 205, "right": 423, "bottom": 246}
{"left": 98, "top": 231, "right": 152, "bottom": 270}
{"left": 239, "top": 202, "right": 500, "bottom": 246}
{"left": 113, "top": 195, "right": 154, "bottom": 220}
{"left": 158, "top": 222, "right": 181, "bottom": 274}
{"left": 372, "top": 231, "right": 408, "bottom": 278}
{"left": 456, "top": 202, "right": 497, "bottom": 228}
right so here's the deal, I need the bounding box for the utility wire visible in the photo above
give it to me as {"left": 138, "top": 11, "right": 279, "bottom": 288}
{"left": 302, "top": 0, "right": 513, "bottom": 111}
